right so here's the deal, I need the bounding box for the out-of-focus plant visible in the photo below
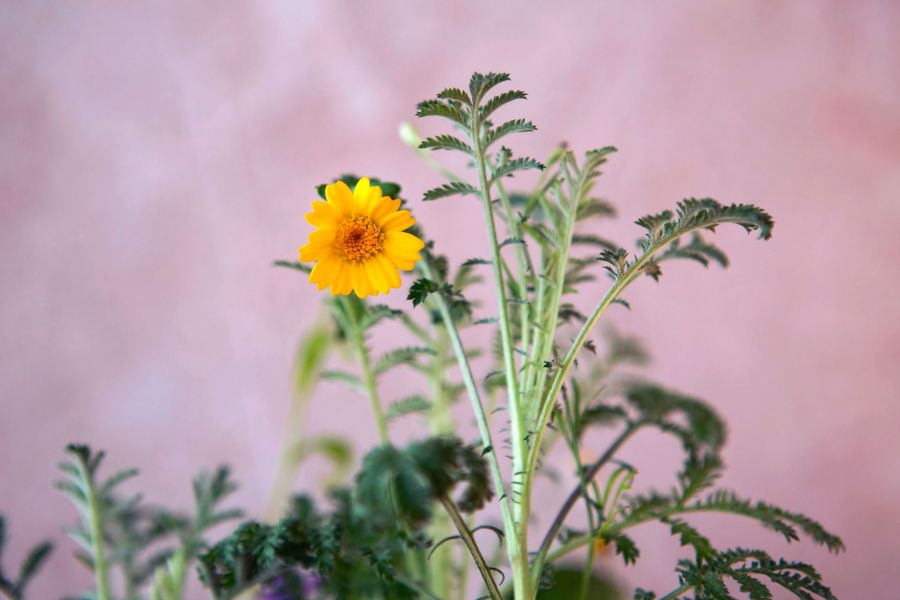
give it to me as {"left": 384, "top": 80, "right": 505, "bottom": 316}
{"left": 4, "top": 72, "right": 843, "bottom": 600}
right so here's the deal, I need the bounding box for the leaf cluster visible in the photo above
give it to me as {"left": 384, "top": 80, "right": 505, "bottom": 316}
{"left": 416, "top": 72, "right": 543, "bottom": 202}
{"left": 56, "top": 445, "right": 242, "bottom": 600}
{"left": 199, "top": 435, "right": 490, "bottom": 599}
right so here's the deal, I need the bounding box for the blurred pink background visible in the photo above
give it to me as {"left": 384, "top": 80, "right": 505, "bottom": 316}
{"left": 2, "top": 1, "right": 899, "bottom": 598}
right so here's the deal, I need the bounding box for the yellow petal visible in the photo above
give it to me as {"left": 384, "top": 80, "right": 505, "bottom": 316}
{"left": 386, "top": 251, "right": 418, "bottom": 271}
{"left": 353, "top": 177, "right": 371, "bottom": 211}
{"left": 379, "top": 210, "right": 415, "bottom": 232}
{"left": 308, "top": 258, "right": 335, "bottom": 290}
{"left": 385, "top": 231, "right": 425, "bottom": 259}
{"left": 299, "top": 243, "right": 324, "bottom": 262}
{"left": 374, "top": 254, "right": 401, "bottom": 289}
{"left": 368, "top": 197, "right": 400, "bottom": 221}
{"left": 326, "top": 181, "right": 354, "bottom": 214}
{"left": 365, "top": 260, "right": 390, "bottom": 294}
{"left": 351, "top": 263, "right": 372, "bottom": 298}
{"left": 305, "top": 201, "right": 340, "bottom": 228}
{"left": 329, "top": 262, "right": 349, "bottom": 295}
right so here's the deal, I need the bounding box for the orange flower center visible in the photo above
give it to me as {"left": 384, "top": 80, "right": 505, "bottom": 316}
{"left": 334, "top": 215, "right": 385, "bottom": 262}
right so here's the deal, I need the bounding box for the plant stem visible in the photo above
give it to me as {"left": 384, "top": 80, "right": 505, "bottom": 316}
{"left": 72, "top": 454, "right": 112, "bottom": 600}
{"left": 438, "top": 496, "right": 503, "bottom": 600}
{"left": 531, "top": 423, "right": 642, "bottom": 581}
{"left": 660, "top": 583, "right": 694, "bottom": 600}
{"left": 342, "top": 297, "right": 390, "bottom": 444}
{"left": 417, "top": 259, "right": 514, "bottom": 538}
{"left": 0, "top": 580, "right": 19, "bottom": 600}
{"left": 524, "top": 253, "right": 652, "bottom": 493}
{"left": 471, "top": 106, "right": 531, "bottom": 600}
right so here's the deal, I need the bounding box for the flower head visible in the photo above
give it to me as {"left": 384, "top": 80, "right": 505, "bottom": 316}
{"left": 299, "top": 178, "right": 424, "bottom": 297}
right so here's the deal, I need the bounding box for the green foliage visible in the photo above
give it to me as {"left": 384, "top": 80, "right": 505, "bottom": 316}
{"left": 55, "top": 445, "right": 242, "bottom": 600}
{"left": 198, "top": 438, "right": 490, "bottom": 599}
{"left": 423, "top": 181, "right": 480, "bottom": 201}
{"left": 0, "top": 515, "right": 53, "bottom": 600}
{"left": 408, "top": 278, "right": 441, "bottom": 306}
{"left": 608, "top": 533, "right": 639, "bottom": 566}
{"left": 355, "top": 436, "right": 494, "bottom": 528}
{"left": 624, "top": 383, "right": 727, "bottom": 456}
{"left": 670, "top": 548, "right": 837, "bottom": 599}
{"left": 19, "top": 72, "right": 841, "bottom": 600}
{"left": 419, "top": 134, "right": 473, "bottom": 155}
{"left": 385, "top": 394, "right": 433, "bottom": 421}
{"left": 483, "top": 119, "right": 538, "bottom": 149}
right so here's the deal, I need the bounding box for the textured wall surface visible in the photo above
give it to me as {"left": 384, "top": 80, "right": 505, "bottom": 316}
{"left": 2, "top": 1, "right": 899, "bottom": 597}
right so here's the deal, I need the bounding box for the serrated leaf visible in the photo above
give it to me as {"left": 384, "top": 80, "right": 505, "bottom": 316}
{"left": 385, "top": 395, "right": 432, "bottom": 421}
{"left": 17, "top": 541, "right": 53, "bottom": 589}
{"left": 576, "top": 197, "right": 616, "bottom": 220}
{"left": 407, "top": 278, "right": 440, "bottom": 307}
{"left": 415, "top": 99, "right": 469, "bottom": 128}
{"left": 469, "top": 72, "right": 511, "bottom": 103}
{"left": 423, "top": 181, "right": 479, "bottom": 201}
{"left": 273, "top": 260, "right": 312, "bottom": 274}
{"left": 461, "top": 257, "right": 492, "bottom": 267}
{"left": 480, "top": 89, "right": 527, "bottom": 119}
{"left": 492, "top": 156, "right": 544, "bottom": 180}
{"left": 373, "top": 347, "right": 436, "bottom": 376}
{"left": 320, "top": 369, "right": 365, "bottom": 393}
{"left": 499, "top": 237, "right": 526, "bottom": 247}
{"left": 419, "top": 134, "right": 473, "bottom": 154}
{"left": 436, "top": 87, "right": 471, "bottom": 105}
{"left": 483, "top": 119, "right": 537, "bottom": 149}
{"left": 100, "top": 468, "right": 139, "bottom": 496}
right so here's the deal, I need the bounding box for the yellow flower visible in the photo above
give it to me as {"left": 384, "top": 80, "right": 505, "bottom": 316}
{"left": 299, "top": 178, "right": 425, "bottom": 298}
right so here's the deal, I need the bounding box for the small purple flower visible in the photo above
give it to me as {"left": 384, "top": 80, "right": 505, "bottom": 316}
{"left": 259, "top": 569, "right": 324, "bottom": 600}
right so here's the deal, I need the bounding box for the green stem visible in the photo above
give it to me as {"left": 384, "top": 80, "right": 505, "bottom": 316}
{"left": 73, "top": 456, "right": 112, "bottom": 600}
{"left": 524, "top": 253, "right": 652, "bottom": 497}
{"left": 494, "top": 174, "right": 533, "bottom": 367}
{"left": 417, "top": 259, "right": 514, "bottom": 539}
{"left": 660, "top": 583, "right": 694, "bottom": 600}
{"left": 342, "top": 297, "right": 390, "bottom": 444}
{"left": 532, "top": 423, "right": 642, "bottom": 582}
{"left": 0, "top": 580, "right": 20, "bottom": 600}
{"left": 471, "top": 107, "right": 531, "bottom": 600}
{"left": 425, "top": 325, "right": 454, "bottom": 595}
{"left": 438, "top": 496, "right": 503, "bottom": 600}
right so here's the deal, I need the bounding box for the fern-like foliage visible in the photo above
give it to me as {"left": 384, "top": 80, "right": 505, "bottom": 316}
{"left": 650, "top": 548, "right": 838, "bottom": 600}
{"left": 416, "top": 72, "right": 543, "bottom": 204}
{"left": 356, "top": 436, "right": 493, "bottom": 528}
{"left": 198, "top": 437, "right": 490, "bottom": 600}
{"left": 0, "top": 515, "right": 53, "bottom": 600}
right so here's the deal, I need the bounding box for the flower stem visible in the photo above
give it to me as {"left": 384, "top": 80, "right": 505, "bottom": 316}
{"left": 341, "top": 297, "right": 389, "bottom": 444}
{"left": 438, "top": 495, "right": 503, "bottom": 600}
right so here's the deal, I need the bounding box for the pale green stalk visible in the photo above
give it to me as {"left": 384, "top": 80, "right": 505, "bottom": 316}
{"left": 531, "top": 423, "right": 642, "bottom": 583}
{"left": 72, "top": 457, "right": 111, "bottom": 600}
{"left": 470, "top": 109, "right": 532, "bottom": 599}
{"left": 426, "top": 325, "right": 455, "bottom": 595}
{"left": 416, "top": 259, "right": 514, "bottom": 536}
{"left": 341, "top": 297, "right": 390, "bottom": 444}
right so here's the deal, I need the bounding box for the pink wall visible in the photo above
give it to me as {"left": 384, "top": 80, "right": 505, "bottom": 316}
{"left": 2, "top": 1, "right": 899, "bottom": 597}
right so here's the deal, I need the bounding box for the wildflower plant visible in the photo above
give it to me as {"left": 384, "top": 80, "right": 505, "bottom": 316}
{"left": 3, "top": 73, "right": 844, "bottom": 600}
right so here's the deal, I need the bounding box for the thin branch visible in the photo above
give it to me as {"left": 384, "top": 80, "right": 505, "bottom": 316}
{"left": 438, "top": 496, "right": 503, "bottom": 600}
{"left": 416, "top": 258, "right": 515, "bottom": 539}
{"left": 532, "top": 423, "right": 642, "bottom": 579}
